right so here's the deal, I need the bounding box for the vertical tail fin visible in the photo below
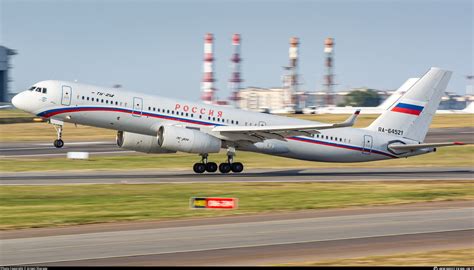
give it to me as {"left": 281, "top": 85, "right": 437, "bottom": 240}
{"left": 377, "top": 78, "right": 419, "bottom": 109}
{"left": 367, "top": 67, "right": 452, "bottom": 142}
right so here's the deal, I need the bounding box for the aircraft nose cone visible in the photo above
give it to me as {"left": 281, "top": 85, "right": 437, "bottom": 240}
{"left": 11, "top": 92, "right": 27, "bottom": 111}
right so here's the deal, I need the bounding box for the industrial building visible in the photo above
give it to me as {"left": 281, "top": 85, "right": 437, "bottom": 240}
{"left": 237, "top": 86, "right": 393, "bottom": 113}
{"left": 237, "top": 87, "right": 293, "bottom": 113}
{"left": 0, "top": 46, "right": 16, "bottom": 103}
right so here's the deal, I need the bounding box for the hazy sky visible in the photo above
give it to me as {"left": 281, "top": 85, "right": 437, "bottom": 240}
{"left": 1, "top": 0, "right": 472, "bottom": 101}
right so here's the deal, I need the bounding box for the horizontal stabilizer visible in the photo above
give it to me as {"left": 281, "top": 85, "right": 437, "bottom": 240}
{"left": 389, "top": 142, "right": 465, "bottom": 151}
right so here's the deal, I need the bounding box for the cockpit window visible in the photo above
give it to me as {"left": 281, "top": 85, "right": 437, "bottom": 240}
{"left": 29, "top": 86, "right": 36, "bottom": 91}
{"left": 42, "top": 88, "right": 47, "bottom": 94}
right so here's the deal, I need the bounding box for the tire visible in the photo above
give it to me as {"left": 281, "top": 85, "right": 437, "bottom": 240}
{"left": 193, "top": 163, "right": 206, "bottom": 173}
{"left": 218, "top": 163, "right": 231, "bottom": 174}
{"left": 54, "top": 139, "right": 64, "bottom": 148}
{"left": 206, "top": 162, "right": 218, "bottom": 173}
{"left": 231, "top": 162, "right": 244, "bottom": 173}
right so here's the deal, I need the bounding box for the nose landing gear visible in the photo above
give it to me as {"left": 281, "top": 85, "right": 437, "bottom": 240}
{"left": 50, "top": 120, "right": 64, "bottom": 148}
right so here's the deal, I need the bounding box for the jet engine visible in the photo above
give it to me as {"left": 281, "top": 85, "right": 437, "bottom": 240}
{"left": 158, "top": 125, "right": 221, "bottom": 153}
{"left": 116, "top": 131, "right": 176, "bottom": 154}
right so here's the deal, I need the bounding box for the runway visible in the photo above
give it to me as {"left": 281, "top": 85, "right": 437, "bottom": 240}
{"left": 1, "top": 167, "right": 472, "bottom": 185}
{"left": 0, "top": 127, "right": 472, "bottom": 158}
{"left": 1, "top": 201, "right": 472, "bottom": 266}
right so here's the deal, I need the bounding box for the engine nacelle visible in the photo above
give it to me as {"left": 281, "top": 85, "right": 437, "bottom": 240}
{"left": 158, "top": 125, "right": 221, "bottom": 153}
{"left": 116, "top": 131, "right": 176, "bottom": 154}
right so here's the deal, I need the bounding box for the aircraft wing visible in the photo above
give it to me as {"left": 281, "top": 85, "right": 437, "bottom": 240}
{"left": 389, "top": 142, "right": 465, "bottom": 151}
{"left": 212, "top": 110, "right": 360, "bottom": 142}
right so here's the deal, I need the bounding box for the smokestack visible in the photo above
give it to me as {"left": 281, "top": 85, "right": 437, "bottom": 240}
{"left": 201, "top": 33, "right": 216, "bottom": 104}
{"left": 289, "top": 37, "right": 299, "bottom": 92}
{"left": 324, "top": 37, "right": 335, "bottom": 105}
{"left": 229, "top": 34, "right": 243, "bottom": 107}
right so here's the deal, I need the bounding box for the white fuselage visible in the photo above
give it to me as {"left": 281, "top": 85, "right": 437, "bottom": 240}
{"left": 13, "top": 80, "right": 430, "bottom": 162}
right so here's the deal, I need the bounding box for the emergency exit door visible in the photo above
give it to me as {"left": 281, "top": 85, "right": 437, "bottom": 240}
{"left": 132, "top": 97, "right": 143, "bottom": 117}
{"left": 362, "top": 135, "right": 373, "bottom": 155}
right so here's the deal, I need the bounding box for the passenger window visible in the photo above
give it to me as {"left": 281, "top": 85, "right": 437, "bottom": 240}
{"left": 87, "top": 97, "right": 90, "bottom": 101}
{"left": 82, "top": 96, "right": 85, "bottom": 100}
{"left": 148, "top": 106, "right": 151, "bottom": 110}
{"left": 101, "top": 99, "right": 104, "bottom": 103}
{"left": 199, "top": 115, "right": 202, "bottom": 119}
{"left": 115, "top": 101, "right": 118, "bottom": 105}
{"left": 231, "top": 120, "right": 234, "bottom": 124}
{"left": 167, "top": 110, "right": 170, "bottom": 114}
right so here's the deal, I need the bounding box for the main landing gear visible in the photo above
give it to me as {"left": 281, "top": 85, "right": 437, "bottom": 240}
{"left": 193, "top": 148, "right": 244, "bottom": 174}
{"left": 193, "top": 154, "right": 218, "bottom": 174}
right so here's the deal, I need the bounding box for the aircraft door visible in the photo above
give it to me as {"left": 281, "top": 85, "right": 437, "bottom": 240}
{"left": 362, "top": 135, "right": 373, "bottom": 155}
{"left": 61, "top": 85, "right": 72, "bottom": 106}
{"left": 132, "top": 97, "right": 143, "bottom": 117}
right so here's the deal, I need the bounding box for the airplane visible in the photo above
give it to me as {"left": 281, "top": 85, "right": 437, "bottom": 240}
{"left": 12, "top": 67, "right": 465, "bottom": 174}
{"left": 310, "top": 78, "right": 420, "bottom": 115}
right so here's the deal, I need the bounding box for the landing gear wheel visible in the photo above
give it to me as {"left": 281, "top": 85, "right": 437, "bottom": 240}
{"left": 193, "top": 163, "right": 206, "bottom": 174}
{"left": 206, "top": 162, "right": 218, "bottom": 173}
{"left": 53, "top": 139, "right": 64, "bottom": 148}
{"left": 231, "top": 162, "right": 244, "bottom": 173}
{"left": 219, "top": 163, "right": 232, "bottom": 174}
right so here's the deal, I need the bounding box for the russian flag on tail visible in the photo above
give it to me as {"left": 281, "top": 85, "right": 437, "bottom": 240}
{"left": 391, "top": 102, "right": 424, "bottom": 116}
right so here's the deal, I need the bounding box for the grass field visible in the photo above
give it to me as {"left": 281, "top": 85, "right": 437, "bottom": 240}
{"left": 0, "top": 181, "right": 472, "bottom": 230}
{"left": 0, "top": 108, "right": 32, "bottom": 118}
{"left": 1, "top": 144, "right": 472, "bottom": 172}
{"left": 0, "top": 109, "right": 472, "bottom": 142}
{"left": 279, "top": 248, "right": 474, "bottom": 266}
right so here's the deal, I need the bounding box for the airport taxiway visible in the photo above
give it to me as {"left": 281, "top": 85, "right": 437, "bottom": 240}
{"left": 1, "top": 201, "right": 472, "bottom": 266}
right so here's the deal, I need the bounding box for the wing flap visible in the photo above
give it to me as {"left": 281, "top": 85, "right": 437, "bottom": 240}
{"left": 213, "top": 109, "right": 360, "bottom": 135}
